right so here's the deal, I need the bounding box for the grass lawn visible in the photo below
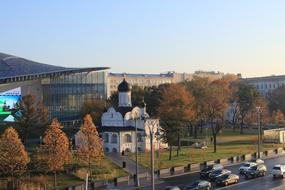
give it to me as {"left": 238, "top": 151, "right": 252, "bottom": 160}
{"left": 130, "top": 128, "right": 285, "bottom": 169}
{"left": 74, "top": 157, "right": 128, "bottom": 181}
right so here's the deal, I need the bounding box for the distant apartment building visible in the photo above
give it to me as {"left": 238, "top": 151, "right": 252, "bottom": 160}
{"left": 107, "top": 71, "right": 227, "bottom": 97}
{"left": 245, "top": 75, "right": 285, "bottom": 97}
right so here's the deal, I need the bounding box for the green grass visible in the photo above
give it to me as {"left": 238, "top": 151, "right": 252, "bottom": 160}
{"left": 74, "top": 157, "right": 127, "bottom": 181}
{"left": 130, "top": 128, "right": 285, "bottom": 169}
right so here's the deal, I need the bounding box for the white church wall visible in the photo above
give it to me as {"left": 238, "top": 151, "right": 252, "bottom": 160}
{"left": 102, "top": 107, "right": 124, "bottom": 126}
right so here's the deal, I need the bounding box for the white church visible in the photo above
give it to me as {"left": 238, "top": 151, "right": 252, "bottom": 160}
{"left": 99, "top": 79, "right": 167, "bottom": 153}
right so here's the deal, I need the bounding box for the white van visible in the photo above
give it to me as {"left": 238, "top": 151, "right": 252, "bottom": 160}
{"left": 271, "top": 165, "right": 285, "bottom": 178}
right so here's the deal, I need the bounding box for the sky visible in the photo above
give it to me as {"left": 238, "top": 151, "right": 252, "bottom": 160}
{"left": 1, "top": 0, "right": 285, "bottom": 77}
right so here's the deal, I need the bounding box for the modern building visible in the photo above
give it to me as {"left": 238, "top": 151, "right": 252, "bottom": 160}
{"left": 0, "top": 52, "right": 108, "bottom": 125}
{"left": 245, "top": 75, "right": 285, "bottom": 97}
{"left": 98, "top": 79, "right": 167, "bottom": 153}
{"left": 107, "top": 71, "right": 227, "bottom": 97}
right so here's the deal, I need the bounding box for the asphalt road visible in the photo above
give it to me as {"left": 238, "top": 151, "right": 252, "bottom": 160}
{"left": 140, "top": 155, "right": 285, "bottom": 190}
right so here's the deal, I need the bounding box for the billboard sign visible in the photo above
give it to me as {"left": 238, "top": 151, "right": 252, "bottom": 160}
{"left": 0, "top": 87, "right": 21, "bottom": 122}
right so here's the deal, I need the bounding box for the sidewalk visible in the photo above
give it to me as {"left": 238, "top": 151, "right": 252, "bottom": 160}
{"left": 107, "top": 153, "right": 149, "bottom": 175}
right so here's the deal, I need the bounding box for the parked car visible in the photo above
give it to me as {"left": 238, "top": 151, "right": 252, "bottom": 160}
{"left": 239, "top": 162, "right": 257, "bottom": 174}
{"left": 184, "top": 180, "right": 211, "bottom": 190}
{"left": 209, "top": 169, "right": 231, "bottom": 181}
{"left": 244, "top": 164, "right": 267, "bottom": 179}
{"left": 271, "top": 165, "right": 285, "bottom": 178}
{"left": 165, "top": 186, "right": 181, "bottom": 190}
{"left": 215, "top": 174, "right": 239, "bottom": 186}
{"left": 200, "top": 164, "right": 224, "bottom": 178}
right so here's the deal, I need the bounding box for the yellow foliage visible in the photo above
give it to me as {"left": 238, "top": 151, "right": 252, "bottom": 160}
{"left": 76, "top": 114, "right": 104, "bottom": 167}
{"left": 0, "top": 127, "right": 30, "bottom": 176}
{"left": 42, "top": 119, "right": 71, "bottom": 172}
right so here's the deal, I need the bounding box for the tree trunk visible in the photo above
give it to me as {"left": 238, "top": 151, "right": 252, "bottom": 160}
{"left": 53, "top": 171, "right": 56, "bottom": 188}
{"left": 176, "top": 136, "right": 181, "bottom": 157}
{"left": 213, "top": 134, "right": 217, "bottom": 153}
{"left": 194, "top": 125, "right": 197, "bottom": 139}
{"left": 168, "top": 145, "right": 172, "bottom": 160}
{"left": 240, "top": 119, "right": 244, "bottom": 134}
{"left": 12, "top": 172, "right": 15, "bottom": 190}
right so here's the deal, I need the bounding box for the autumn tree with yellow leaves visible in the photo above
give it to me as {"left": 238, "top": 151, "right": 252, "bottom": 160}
{"left": 42, "top": 119, "right": 71, "bottom": 187}
{"left": 76, "top": 114, "right": 104, "bottom": 180}
{"left": 0, "top": 127, "right": 30, "bottom": 189}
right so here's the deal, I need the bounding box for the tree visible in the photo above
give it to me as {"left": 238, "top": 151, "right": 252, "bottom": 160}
{"left": 108, "top": 85, "right": 145, "bottom": 108}
{"left": 271, "top": 110, "right": 285, "bottom": 125}
{"left": 144, "top": 84, "right": 170, "bottom": 117}
{"left": 204, "top": 79, "right": 230, "bottom": 153}
{"left": 14, "top": 94, "right": 48, "bottom": 145}
{"left": 157, "top": 84, "right": 196, "bottom": 159}
{"left": 235, "top": 83, "right": 260, "bottom": 134}
{"left": 80, "top": 99, "right": 107, "bottom": 126}
{"left": 269, "top": 86, "right": 285, "bottom": 115}
{"left": 76, "top": 114, "right": 104, "bottom": 180}
{"left": 41, "top": 119, "right": 71, "bottom": 187}
{"left": 183, "top": 76, "right": 210, "bottom": 138}
{"left": 108, "top": 91, "right": 119, "bottom": 108}
{"left": 0, "top": 127, "right": 30, "bottom": 189}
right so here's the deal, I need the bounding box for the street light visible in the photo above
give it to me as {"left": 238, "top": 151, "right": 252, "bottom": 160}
{"left": 256, "top": 106, "right": 262, "bottom": 159}
{"left": 144, "top": 118, "right": 160, "bottom": 190}
{"left": 130, "top": 110, "right": 140, "bottom": 187}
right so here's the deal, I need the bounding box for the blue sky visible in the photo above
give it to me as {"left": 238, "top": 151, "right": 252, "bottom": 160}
{"left": 1, "top": 1, "right": 285, "bottom": 77}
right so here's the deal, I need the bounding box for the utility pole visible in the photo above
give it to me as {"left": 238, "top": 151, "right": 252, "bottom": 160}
{"left": 256, "top": 106, "right": 261, "bottom": 159}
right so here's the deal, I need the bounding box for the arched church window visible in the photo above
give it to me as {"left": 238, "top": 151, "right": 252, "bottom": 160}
{"left": 124, "top": 134, "right": 132, "bottom": 143}
{"left": 103, "top": 133, "right": 109, "bottom": 143}
{"left": 137, "top": 133, "right": 143, "bottom": 142}
{"left": 111, "top": 134, "right": 118, "bottom": 144}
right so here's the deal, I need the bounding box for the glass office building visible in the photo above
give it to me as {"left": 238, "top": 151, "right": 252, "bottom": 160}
{"left": 0, "top": 52, "right": 108, "bottom": 126}
{"left": 42, "top": 71, "right": 107, "bottom": 123}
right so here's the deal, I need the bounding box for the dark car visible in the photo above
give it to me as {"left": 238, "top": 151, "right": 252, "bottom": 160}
{"left": 215, "top": 174, "right": 239, "bottom": 186}
{"left": 244, "top": 164, "right": 267, "bottom": 179}
{"left": 200, "top": 164, "right": 223, "bottom": 179}
{"left": 208, "top": 169, "right": 231, "bottom": 181}
{"left": 184, "top": 180, "right": 211, "bottom": 190}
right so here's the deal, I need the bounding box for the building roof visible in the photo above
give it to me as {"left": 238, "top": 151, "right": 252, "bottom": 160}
{"left": 109, "top": 72, "right": 173, "bottom": 78}
{"left": 244, "top": 75, "right": 285, "bottom": 82}
{"left": 98, "top": 126, "right": 144, "bottom": 132}
{"left": 0, "top": 52, "right": 109, "bottom": 82}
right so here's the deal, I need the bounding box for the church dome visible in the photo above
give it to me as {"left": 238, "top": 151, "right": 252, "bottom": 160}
{"left": 118, "top": 79, "right": 131, "bottom": 92}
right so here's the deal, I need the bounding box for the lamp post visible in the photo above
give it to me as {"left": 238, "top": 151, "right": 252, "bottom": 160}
{"left": 256, "top": 106, "right": 262, "bottom": 159}
{"left": 145, "top": 119, "right": 160, "bottom": 190}
{"left": 130, "top": 111, "right": 140, "bottom": 187}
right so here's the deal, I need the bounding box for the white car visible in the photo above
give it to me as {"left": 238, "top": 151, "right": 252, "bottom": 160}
{"left": 239, "top": 162, "right": 257, "bottom": 174}
{"left": 271, "top": 165, "right": 285, "bottom": 178}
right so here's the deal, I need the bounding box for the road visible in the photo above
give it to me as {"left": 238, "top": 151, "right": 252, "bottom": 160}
{"left": 139, "top": 155, "right": 285, "bottom": 190}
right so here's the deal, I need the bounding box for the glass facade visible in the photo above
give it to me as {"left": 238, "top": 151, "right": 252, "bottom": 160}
{"left": 42, "top": 71, "right": 107, "bottom": 124}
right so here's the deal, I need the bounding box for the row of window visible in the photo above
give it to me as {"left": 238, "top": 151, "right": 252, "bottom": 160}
{"left": 102, "top": 133, "right": 143, "bottom": 144}
{"left": 255, "top": 82, "right": 285, "bottom": 90}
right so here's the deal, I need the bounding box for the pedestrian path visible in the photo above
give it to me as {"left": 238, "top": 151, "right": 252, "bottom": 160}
{"left": 107, "top": 152, "right": 149, "bottom": 175}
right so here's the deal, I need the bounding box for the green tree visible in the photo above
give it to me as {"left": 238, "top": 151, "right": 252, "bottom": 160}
{"left": 76, "top": 114, "right": 104, "bottom": 180}
{"left": 269, "top": 86, "right": 285, "bottom": 115}
{"left": 80, "top": 99, "right": 107, "bottom": 126}
{"left": 0, "top": 127, "right": 30, "bottom": 189}
{"left": 235, "top": 83, "right": 260, "bottom": 134}
{"left": 158, "top": 84, "right": 196, "bottom": 159}
{"left": 41, "top": 119, "right": 71, "bottom": 187}
{"left": 14, "top": 94, "right": 48, "bottom": 145}
{"left": 144, "top": 84, "right": 170, "bottom": 117}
